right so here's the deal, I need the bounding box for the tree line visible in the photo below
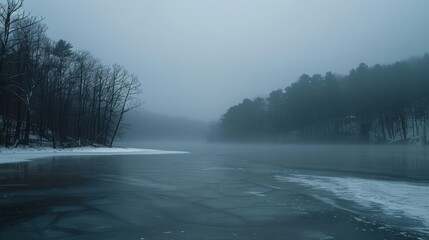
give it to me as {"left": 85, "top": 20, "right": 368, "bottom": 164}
{"left": 212, "top": 54, "right": 429, "bottom": 144}
{"left": 0, "top": 0, "right": 141, "bottom": 148}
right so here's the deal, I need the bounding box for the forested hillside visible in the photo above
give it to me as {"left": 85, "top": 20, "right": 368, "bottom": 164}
{"left": 0, "top": 0, "right": 141, "bottom": 147}
{"left": 214, "top": 54, "right": 429, "bottom": 143}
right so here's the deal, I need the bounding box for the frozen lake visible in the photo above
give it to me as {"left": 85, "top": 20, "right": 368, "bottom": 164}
{"left": 1, "top": 142, "right": 429, "bottom": 240}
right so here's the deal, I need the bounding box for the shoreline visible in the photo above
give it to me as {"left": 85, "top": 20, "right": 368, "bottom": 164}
{"left": 0, "top": 146, "right": 189, "bottom": 164}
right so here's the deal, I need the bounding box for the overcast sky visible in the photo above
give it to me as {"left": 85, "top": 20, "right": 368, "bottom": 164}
{"left": 25, "top": 0, "right": 429, "bottom": 121}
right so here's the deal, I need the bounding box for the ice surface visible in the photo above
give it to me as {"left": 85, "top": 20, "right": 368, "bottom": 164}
{"left": 0, "top": 146, "right": 188, "bottom": 164}
{"left": 275, "top": 174, "right": 429, "bottom": 233}
{"left": 245, "top": 191, "right": 266, "bottom": 197}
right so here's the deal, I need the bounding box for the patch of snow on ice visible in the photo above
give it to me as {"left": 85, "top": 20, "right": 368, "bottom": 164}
{"left": 275, "top": 174, "right": 429, "bottom": 233}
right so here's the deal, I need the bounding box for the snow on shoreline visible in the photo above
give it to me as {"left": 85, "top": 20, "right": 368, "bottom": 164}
{"left": 0, "top": 146, "right": 189, "bottom": 164}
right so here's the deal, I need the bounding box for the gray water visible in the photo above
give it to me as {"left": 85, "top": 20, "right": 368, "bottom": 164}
{"left": 1, "top": 142, "right": 429, "bottom": 240}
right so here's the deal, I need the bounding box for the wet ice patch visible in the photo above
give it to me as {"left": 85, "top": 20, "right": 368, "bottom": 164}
{"left": 203, "top": 167, "right": 245, "bottom": 171}
{"left": 301, "top": 231, "right": 334, "bottom": 240}
{"left": 275, "top": 174, "right": 429, "bottom": 233}
{"left": 246, "top": 191, "right": 266, "bottom": 197}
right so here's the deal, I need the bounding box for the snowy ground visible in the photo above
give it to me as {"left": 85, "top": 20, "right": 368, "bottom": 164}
{"left": 0, "top": 146, "right": 188, "bottom": 164}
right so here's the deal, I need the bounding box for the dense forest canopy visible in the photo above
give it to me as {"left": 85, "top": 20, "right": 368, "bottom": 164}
{"left": 213, "top": 54, "right": 429, "bottom": 144}
{"left": 0, "top": 0, "right": 142, "bottom": 148}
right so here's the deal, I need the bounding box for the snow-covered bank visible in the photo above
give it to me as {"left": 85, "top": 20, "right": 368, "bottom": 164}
{"left": 0, "top": 147, "right": 189, "bottom": 164}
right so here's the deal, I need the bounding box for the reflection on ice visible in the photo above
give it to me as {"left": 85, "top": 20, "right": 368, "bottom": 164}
{"left": 275, "top": 174, "right": 429, "bottom": 233}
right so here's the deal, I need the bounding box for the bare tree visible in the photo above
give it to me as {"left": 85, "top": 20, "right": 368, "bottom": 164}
{"left": 0, "top": 1, "right": 142, "bottom": 147}
{"left": 110, "top": 74, "right": 141, "bottom": 147}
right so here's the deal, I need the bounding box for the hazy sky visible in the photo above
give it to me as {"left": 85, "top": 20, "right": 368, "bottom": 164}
{"left": 25, "top": 0, "right": 429, "bottom": 121}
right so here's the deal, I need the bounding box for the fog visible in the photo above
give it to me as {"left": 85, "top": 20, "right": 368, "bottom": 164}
{"left": 123, "top": 110, "right": 206, "bottom": 141}
{"left": 25, "top": 0, "right": 429, "bottom": 122}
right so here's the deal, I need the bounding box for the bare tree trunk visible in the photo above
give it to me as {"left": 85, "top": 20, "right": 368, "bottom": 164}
{"left": 398, "top": 111, "right": 407, "bottom": 140}
{"left": 14, "top": 102, "right": 22, "bottom": 144}
{"left": 109, "top": 88, "right": 130, "bottom": 147}
{"left": 24, "top": 107, "right": 30, "bottom": 145}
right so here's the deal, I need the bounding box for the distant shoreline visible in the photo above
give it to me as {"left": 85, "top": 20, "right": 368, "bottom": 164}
{"left": 0, "top": 146, "right": 189, "bottom": 165}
